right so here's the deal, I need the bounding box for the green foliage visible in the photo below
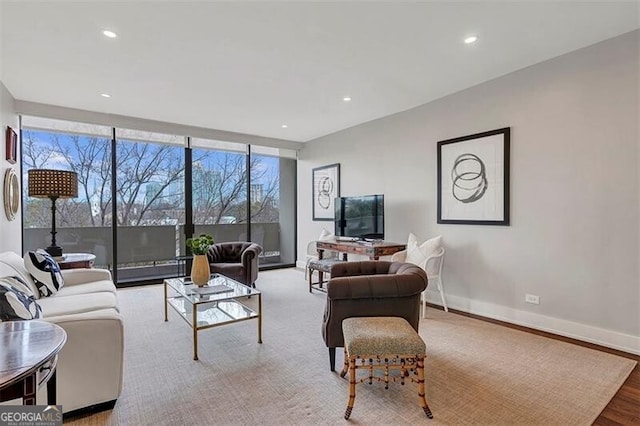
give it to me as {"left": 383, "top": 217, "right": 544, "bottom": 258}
{"left": 186, "top": 234, "right": 214, "bottom": 255}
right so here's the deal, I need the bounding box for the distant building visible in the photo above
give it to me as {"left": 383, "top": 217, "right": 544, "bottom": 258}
{"left": 193, "top": 163, "right": 221, "bottom": 207}
{"left": 251, "top": 184, "right": 264, "bottom": 203}
{"left": 144, "top": 180, "right": 183, "bottom": 207}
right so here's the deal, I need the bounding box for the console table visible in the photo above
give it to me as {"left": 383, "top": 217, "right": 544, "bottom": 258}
{"left": 0, "top": 321, "right": 67, "bottom": 405}
{"left": 315, "top": 240, "right": 406, "bottom": 284}
{"left": 316, "top": 240, "right": 406, "bottom": 261}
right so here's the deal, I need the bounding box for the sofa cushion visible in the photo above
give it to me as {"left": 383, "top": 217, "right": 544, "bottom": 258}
{"left": 24, "top": 250, "right": 64, "bottom": 297}
{"left": 42, "top": 307, "right": 121, "bottom": 324}
{"left": 54, "top": 280, "right": 116, "bottom": 297}
{"left": 0, "top": 277, "right": 42, "bottom": 321}
{"left": 210, "top": 263, "right": 245, "bottom": 279}
{"left": 61, "top": 268, "right": 112, "bottom": 287}
{"left": 37, "top": 292, "right": 119, "bottom": 318}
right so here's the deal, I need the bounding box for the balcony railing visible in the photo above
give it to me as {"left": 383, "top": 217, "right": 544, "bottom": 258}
{"left": 23, "top": 223, "right": 281, "bottom": 272}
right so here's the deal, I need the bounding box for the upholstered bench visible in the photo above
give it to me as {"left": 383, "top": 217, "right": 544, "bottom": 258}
{"left": 307, "top": 258, "right": 346, "bottom": 293}
{"left": 340, "top": 317, "right": 433, "bottom": 420}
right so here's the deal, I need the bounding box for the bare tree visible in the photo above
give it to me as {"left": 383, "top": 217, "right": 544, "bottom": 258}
{"left": 191, "top": 152, "right": 278, "bottom": 224}
{"left": 22, "top": 130, "right": 55, "bottom": 170}
{"left": 192, "top": 152, "right": 246, "bottom": 224}
{"left": 52, "top": 134, "right": 112, "bottom": 226}
{"left": 115, "top": 141, "right": 184, "bottom": 226}
{"left": 250, "top": 158, "right": 279, "bottom": 222}
{"left": 24, "top": 131, "right": 279, "bottom": 230}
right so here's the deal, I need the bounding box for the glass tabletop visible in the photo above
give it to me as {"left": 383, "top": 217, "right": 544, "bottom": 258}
{"left": 165, "top": 274, "right": 259, "bottom": 305}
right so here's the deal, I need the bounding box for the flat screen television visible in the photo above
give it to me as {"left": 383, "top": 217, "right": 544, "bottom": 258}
{"left": 334, "top": 194, "right": 384, "bottom": 240}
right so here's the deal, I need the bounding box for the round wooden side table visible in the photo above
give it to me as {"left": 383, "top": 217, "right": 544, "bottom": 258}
{"left": 57, "top": 253, "right": 96, "bottom": 270}
{"left": 0, "top": 321, "right": 67, "bottom": 405}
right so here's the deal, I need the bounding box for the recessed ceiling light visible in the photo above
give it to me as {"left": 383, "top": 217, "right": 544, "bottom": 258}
{"left": 464, "top": 35, "right": 478, "bottom": 44}
{"left": 102, "top": 30, "right": 117, "bottom": 38}
{"left": 281, "top": 124, "right": 288, "bottom": 128}
{"left": 101, "top": 93, "right": 111, "bottom": 98}
{"left": 343, "top": 96, "right": 352, "bottom": 102}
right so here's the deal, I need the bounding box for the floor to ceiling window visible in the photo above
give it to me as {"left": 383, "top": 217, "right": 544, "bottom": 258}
{"left": 250, "top": 145, "right": 296, "bottom": 266}
{"left": 22, "top": 117, "right": 114, "bottom": 268}
{"left": 20, "top": 116, "right": 297, "bottom": 284}
{"left": 189, "top": 138, "right": 248, "bottom": 249}
{"left": 114, "top": 129, "right": 186, "bottom": 282}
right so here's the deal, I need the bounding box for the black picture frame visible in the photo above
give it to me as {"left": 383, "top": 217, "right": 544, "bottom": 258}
{"left": 312, "top": 163, "right": 340, "bottom": 221}
{"left": 437, "top": 127, "right": 510, "bottom": 225}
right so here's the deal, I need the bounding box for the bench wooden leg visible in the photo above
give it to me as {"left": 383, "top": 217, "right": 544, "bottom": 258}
{"left": 417, "top": 356, "right": 433, "bottom": 419}
{"left": 340, "top": 347, "right": 349, "bottom": 378}
{"left": 344, "top": 356, "right": 356, "bottom": 420}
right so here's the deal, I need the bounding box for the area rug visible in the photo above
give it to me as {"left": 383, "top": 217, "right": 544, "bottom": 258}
{"left": 66, "top": 268, "right": 635, "bottom": 425}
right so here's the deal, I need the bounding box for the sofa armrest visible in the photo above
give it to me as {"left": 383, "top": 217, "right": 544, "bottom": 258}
{"left": 42, "top": 310, "right": 123, "bottom": 412}
{"left": 241, "top": 243, "right": 262, "bottom": 265}
{"left": 61, "top": 268, "right": 112, "bottom": 286}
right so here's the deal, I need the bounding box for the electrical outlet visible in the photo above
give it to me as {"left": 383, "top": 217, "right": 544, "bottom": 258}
{"left": 525, "top": 294, "right": 540, "bottom": 305}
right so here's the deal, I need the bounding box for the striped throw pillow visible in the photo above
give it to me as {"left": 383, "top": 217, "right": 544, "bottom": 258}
{"left": 24, "top": 250, "right": 64, "bottom": 297}
{"left": 0, "top": 276, "right": 42, "bottom": 321}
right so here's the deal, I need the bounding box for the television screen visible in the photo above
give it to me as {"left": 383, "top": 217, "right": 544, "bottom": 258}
{"left": 334, "top": 194, "right": 384, "bottom": 240}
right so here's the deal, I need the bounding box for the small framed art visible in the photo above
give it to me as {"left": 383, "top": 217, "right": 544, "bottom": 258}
{"left": 5, "top": 127, "right": 17, "bottom": 164}
{"left": 437, "top": 127, "right": 510, "bottom": 225}
{"left": 312, "top": 163, "right": 340, "bottom": 221}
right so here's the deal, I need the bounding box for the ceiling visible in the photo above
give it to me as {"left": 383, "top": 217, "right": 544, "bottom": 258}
{"left": 1, "top": 1, "right": 638, "bottom": 142}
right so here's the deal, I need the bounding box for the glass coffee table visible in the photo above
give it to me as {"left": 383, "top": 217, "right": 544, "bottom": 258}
{"left": 163, "top": 274, "right": 262, "bottom": 360}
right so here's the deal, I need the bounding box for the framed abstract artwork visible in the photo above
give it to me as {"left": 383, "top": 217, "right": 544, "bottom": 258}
{"left": 312, "top": 163, "right": 340, "bottom": 221}
{"left": 5, "top": 127, "right": 17, "bottom": 164}
{"left": 437, "top": 127, "right": 510, "bottom": 225}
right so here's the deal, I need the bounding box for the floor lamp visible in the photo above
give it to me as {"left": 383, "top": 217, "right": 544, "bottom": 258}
{"left": 28, "top": 169, "right": 78, "bottom": 257}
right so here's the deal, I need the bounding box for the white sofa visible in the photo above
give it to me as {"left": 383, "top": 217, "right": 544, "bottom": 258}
{"left": 0, "top": 251, "right": 124, "bottom": 413}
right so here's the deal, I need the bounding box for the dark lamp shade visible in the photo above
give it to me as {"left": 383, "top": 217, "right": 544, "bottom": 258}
{"left": 28, "top": 169, "right": 78, "bottom": 198}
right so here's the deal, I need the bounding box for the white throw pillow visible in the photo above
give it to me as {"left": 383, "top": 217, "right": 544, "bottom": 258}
{"left": 0, "top": 276, "right": 42, "bottom": 321}
{"left": 318, "top": 228, "right": 334, "bottom": 241}
{"left": 24, "top": 250, "right": 64, "bottom": 297}
{"left": 405, "top": 233, "right": 442, "bottom": 273}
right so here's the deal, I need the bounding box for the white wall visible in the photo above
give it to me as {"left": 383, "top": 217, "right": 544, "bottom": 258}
{"left": 298, "top": 31, "right": 639, "bottom": 353}
{"left": 0, "top": 80, "right": 21, "bottom": 253}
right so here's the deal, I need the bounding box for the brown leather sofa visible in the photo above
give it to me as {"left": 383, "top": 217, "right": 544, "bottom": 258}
{"left": 206, "top": 242, "right": 262, "bottom": 287}
{"left": 321, "top": 261, "right": 428, "bottom": 371}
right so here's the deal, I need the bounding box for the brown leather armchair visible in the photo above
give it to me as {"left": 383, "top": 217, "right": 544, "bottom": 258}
{"left": 321, "top": 261, "right": 428, "bottom": 371}
{"left": 206, "top": 242, "right": 262, "bottom": 287}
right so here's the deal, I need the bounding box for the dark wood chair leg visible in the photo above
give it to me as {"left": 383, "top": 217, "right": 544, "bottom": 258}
{"left": 329, "top": 347, "right": 336, "bottom": 371}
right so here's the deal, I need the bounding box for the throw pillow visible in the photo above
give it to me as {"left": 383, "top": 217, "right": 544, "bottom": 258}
{"left": 0, "top": 277, "right": 42, "bottom": 321}
{"left": 405, "top": 233, "right": 442, "bottom": 273}
{"left": 23, "top": 250, "right": 64, "bottom": 297}
{"left": 318, "top": 228, "right": 334, "bottom": 241}
{"left": 0, "top": 275, "right": 34, "bottom": 297}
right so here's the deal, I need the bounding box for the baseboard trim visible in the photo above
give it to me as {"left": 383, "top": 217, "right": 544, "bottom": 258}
{"left": 423, "top": 289, "right": 640, "bottom": 356}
